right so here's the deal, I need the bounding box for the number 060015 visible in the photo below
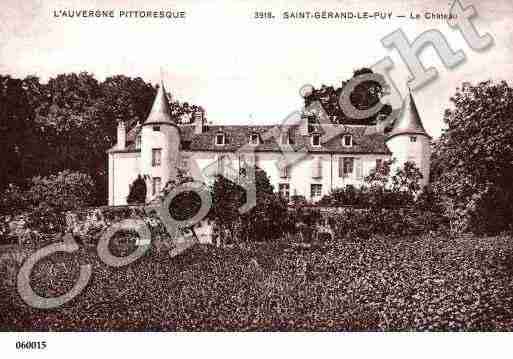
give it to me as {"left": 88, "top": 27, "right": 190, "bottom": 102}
{"left": 16, "top": 341, "right": 47, "bottom": 350}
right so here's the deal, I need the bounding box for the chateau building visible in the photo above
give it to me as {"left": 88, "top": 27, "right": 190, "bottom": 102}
{"left": 107, "top": 81, "right": 431, "bottom": 206}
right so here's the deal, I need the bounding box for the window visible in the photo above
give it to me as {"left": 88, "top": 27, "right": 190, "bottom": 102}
{"left": 281, "top": 131, "right": 294, "bottom": 145}
{"left": 215, "top": 133, "right": 225, "bottom": 146}
{"left": 410, "top": 136, "right": 417, "bottom": 143}
{"left": 280, "top": 133, "right": 288, "bottom": 145}
{"left": 310, "top": 184, "right": 323, "bottom": 199}
{"left": 279, "top": 183, "right": 290, "bottom": 201}
{"left": 279, "top": 162, "right": 289, "bottom": 178}
{"left": 311, "top": 134, "right": 321, "bottom": 147}
{"left": 339, "top": 157, "right": 354, "bottom": 177}
{"left": 152, "top": 148, "right": 162, "bottom": 167}
{"left": 135, "top": 135, "right": 141, "bottom": 149}
{"left": 217, "top": 155, "right": 226, "bottom": 175}
{"left": 343, "top": 134, "right": 353, "bottom": 147}
{"left": 249, "top": 133, "right": 260, "bottom": 145}
{"left": 153, "top": 125, "right": 160, "bottom": 132}
{"left": 152, "top": 177, "right": 161, "bottom": 195}
{"left": 376, "top": 158, "right": 383, "bottom": 169}
{"left": 180, "top": 155, "right": 189, "bottom": 171}
{"left": 312, "top": 156, "right": 322, "bottom": 179}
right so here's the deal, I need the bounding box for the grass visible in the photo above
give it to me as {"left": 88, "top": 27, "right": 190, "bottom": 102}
{"left": 1, "top": 234, "right": 513, "bottom": 331}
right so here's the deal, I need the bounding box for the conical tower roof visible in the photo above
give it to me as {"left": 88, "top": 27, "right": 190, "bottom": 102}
{"left": 387, "top": 89, "right": 430, "bottom": 140}
{"left": 143, "top": 80, "right": 176, "bottom": 126}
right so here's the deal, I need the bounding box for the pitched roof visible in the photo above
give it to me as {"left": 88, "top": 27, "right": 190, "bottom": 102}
{"left": 184, "top": 124, "right": 391, "bottom": 154}
{"left": 107, "top": 122, "right": 391, "bottom": 155}
{"left": 143, "top": 80, "right": 176, "bottom": 126}
{"left": 387, "top": 91, "right": 430, "bottom": 140}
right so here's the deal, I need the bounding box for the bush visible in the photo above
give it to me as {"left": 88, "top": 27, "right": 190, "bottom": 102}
{"left": 26, "top": 203, "right": 66, "bottom": 234}
{"left": 26, "top": 170, "right": 95, "bottom": 211}
{"left": 319, "top": 185, "right": 416, "bottom": 209}
{"left": 210, "top": 167, "right": 289, "bottom": 244}
{"left": 331, "top": 208, "right": 449, "bottom": 239}
{"left": 0, "top": 184, "right": 27, "bottom": 215}
{"left": 127, "top": 175, "right": 147, "bottom": 204}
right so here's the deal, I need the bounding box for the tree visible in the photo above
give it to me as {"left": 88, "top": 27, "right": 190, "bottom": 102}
{"left": 27, "top": 72, "right": 108, "bottom": 204}
{"left": 364, "top": 159, "right": 393, "bottom": 188}
{"left": 127, "top": 175, "right": 147, "bottom": 204}
{"left": 0, "top": 76, "right": 35, "bottom": 190}
{"left": 303, "top": 68, "right": 392, "bottom": 125}
{"left": 238, "top": 167, "right": 288, "bottom": 242}
{"left": 0, "top": 72, "right": 205, "bottom": 207}
{"left": 391, "top": 161, "right": 423, "bottom": 195}
{"left": 432, "top": 81, "right": 513, "bottom": 234}
{"left": 209, "top": 166, "right": 288, "bottom": 244}
{"left": 98, "top": 75, "right": 156, "bottom": 130}
{"left": 209, "top": 174, "right": 244, "bottom": 245}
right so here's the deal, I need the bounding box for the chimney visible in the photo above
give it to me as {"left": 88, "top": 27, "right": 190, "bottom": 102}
{"left": 194, "top": 111, "right": 204, "bottom": 134}
{"left": 375, "top": 114, "right": 387, "bottom": 134}
{"left": 299, "top": 113, "right": 309, "bottom": 136}
{"left": 117, "top": 120, "right": 126, "bottom": 149}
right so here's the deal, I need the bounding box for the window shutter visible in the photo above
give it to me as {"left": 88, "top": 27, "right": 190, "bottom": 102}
{"left": 355, "top": 158, "right": 363, "bottom": 180}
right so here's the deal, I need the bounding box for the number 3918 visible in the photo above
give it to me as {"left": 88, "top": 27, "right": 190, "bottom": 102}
{"left": 254, "top": 11, "right": 275, "bottom": 19}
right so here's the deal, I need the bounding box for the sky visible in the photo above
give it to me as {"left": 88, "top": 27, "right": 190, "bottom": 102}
{"left": 1, "top": 0, "right": 513, "bottom": 138}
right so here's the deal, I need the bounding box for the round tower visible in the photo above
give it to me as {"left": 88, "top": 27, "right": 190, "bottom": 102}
{"left": 140, "top": 80, "right": 180, "bottom": 202}
{"left": 385, "top": 90, "right": 431, "bottom": 187}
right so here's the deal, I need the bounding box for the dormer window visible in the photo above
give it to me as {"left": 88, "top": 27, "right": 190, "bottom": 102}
{"left": 249, "top": 133, "right": 260, "bottom": 145}
{"left": 215, "top": 133, "right": 226, "bottom": 146}
{"left": 153, "top": 125, "right": 160, "bottom": 132}
{"left": 311, "top": 133, "right": 321, "bottom": 147}
{"left": 343, "top": 134, "right": 353, "bottom": 147}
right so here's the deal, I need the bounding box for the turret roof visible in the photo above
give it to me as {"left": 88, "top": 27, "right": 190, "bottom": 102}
{"left": 143, "top": 80, "right": 176, "bottom": 126}
{"left": 387, "top": 90, "right": 430, "bottom": 140}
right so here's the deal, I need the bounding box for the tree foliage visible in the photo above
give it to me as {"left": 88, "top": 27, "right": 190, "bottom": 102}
{"left": 26, "top": 170, "right": 95, "bottom": 211}
{"left": 126, "top": 175, "right": 147, "bottom": 204}
{"left": 303, "top": 68, "right": 393, "bottom": 125}
{"left": 0, "top": 72, "right": 203, "bottom": 207}
{"left": 432, "top": 81, "right": 513, "bottom": 234}
{"left": 208, "top": 167, "right": 288, "bottom": 244}
{"left": 319, "top": 161, "right": 424, "bottom": 209}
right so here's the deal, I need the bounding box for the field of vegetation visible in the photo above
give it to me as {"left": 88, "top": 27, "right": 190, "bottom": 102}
{"left": 2, "top": 234, "right": 513, "bottom": 331}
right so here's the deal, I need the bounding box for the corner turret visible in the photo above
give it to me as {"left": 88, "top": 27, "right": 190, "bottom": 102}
{"left": 385, "top": 89, "right": 431, "bottom": 187}
{"left": 140, "top": 79, "right": 181, "bottom": 202}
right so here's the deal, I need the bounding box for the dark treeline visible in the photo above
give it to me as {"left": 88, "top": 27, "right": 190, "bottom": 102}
{"left": 0, "top": 72, "right": 201, "bottom": 205}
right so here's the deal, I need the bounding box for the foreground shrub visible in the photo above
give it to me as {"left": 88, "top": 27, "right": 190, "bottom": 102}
{"left": 26, "top": 170, "right": 94, "bottom": 211}
{"left": 2, "top": 235, "right": 513, "bottom": 331}
{"left": 26, "top": 203, "right": 66, "bottom": 234}
{"left": 0, "top": 184, "right": 27, "bottom": 216}
{"left": 331, "top": 208, "right": 449, "bottom": 239}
